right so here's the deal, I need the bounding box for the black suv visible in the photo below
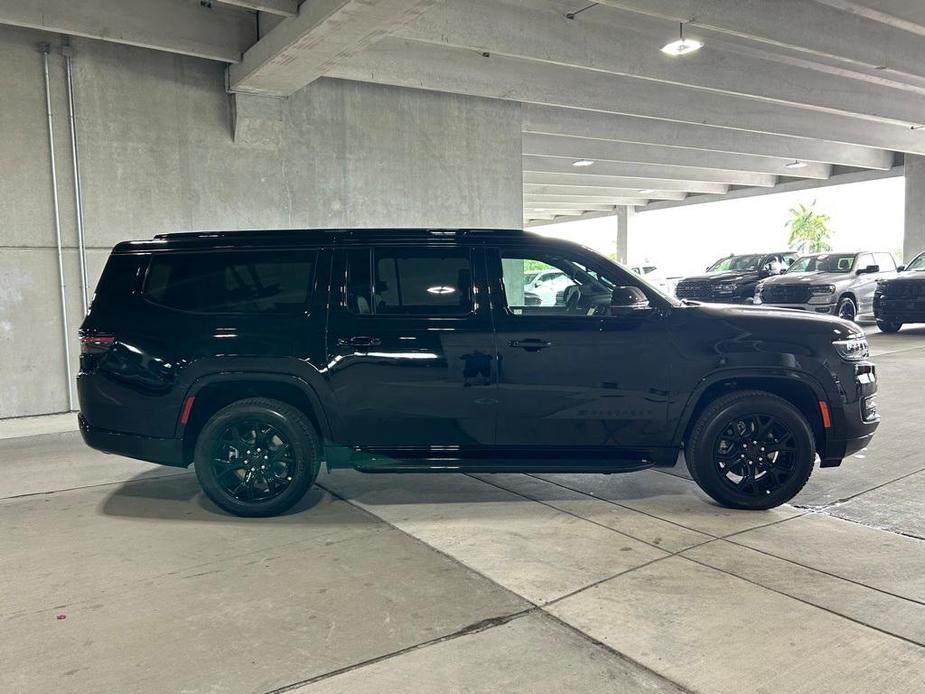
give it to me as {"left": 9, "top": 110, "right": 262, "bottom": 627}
{"left": 78, "top": 230, "right": 879, "bottom": 517}
{"left": 874, "top": 251, "right": 925, "bottom": 332}
{"left": 675, "top": 252, "right": 798, "bottom": 304}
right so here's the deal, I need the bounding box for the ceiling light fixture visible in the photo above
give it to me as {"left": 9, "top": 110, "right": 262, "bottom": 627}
{"left": 784, "top": 160, "right": 808, "bottom": 169}
{"left": 661, "top": 22, "right": 703, "bottom": 56}
{"left": 638, "top": 189, "right": 655, "bottom": 194}
{"left": 572, "top": 159, "right": 595, "bottom": 167}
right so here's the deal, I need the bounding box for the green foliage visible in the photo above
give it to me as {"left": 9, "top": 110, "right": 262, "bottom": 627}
{"left": 523, "top": 259, "right": 553, "bottom": 272}
{"left": 785, "top": 201, "right": 832, "bottom": 254}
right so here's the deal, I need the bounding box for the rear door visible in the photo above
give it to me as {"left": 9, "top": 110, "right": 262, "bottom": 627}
{"left": 486, "top": 241, "right": 671, "bottom": 459}
{"left": 325, "top": 241, "right": 497, "bottom": 454}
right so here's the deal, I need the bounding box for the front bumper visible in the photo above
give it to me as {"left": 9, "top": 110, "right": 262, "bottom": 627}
{"left": 756, "top": 301, "right": 836, "bottom": 314}
{"left": 78, "top": 414, "right": 186, "bottom": 467}
{"left": 874, "top": 297, "right": 925, "bottom": 323}
{"left": 819, "top": 362, "right": 879, "bottom": 467}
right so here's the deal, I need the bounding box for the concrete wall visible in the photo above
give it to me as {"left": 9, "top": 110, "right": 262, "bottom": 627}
{"left": 0, "top": 24, "right": 523, "bottom": 419}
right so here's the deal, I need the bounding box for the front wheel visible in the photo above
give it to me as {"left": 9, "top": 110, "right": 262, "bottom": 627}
{"left": 836, "top": 296, "right": 857, "bottom": 322}
{"left": 686, "top": 391, "right": 815, "bottom": 510}
{"left": 194, "top": 398, "right": 320, "bottom": 517}
{"left": 876, "top": 319, "right": 902, "bottom": 333}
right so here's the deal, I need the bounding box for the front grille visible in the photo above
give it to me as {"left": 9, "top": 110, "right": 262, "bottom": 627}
{"left": 761, "top": 284, "right": 811, "bottom": 304}
{"left": 675, "top": 281, "right": 714, "bottom": 301}
{"left": 878, "top": 281, "right": 924, "bottom": 299}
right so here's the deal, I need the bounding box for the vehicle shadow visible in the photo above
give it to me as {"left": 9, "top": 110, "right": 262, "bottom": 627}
{"left": 98, "top": 470, "right": 334, "bottom": 523}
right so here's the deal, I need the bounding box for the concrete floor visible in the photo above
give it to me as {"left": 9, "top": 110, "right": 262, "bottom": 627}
{"left": 2, "top": 328, "right": 924, "bottom": 693}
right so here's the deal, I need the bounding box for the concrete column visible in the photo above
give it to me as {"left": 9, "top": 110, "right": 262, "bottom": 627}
{"left": 615, "top": 206, "right": 633, "bottom": 264}
{"left": 905, "top": 155, "right": 925, "bottom": 263}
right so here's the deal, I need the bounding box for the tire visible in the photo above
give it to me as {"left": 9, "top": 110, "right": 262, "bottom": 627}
{"left": 876, "top": 319, "right": 902, "bottom": 333}
{"left": 193, "top": 398, "right": 320, "bottom": 517}
{"left": 836, "top": 296, "right": 857, "bottom": 322}
{"left": 686, "top": 390, "right": 815, "bottom": 510}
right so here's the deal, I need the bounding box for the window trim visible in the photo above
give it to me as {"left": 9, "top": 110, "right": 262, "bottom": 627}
{"left": 140, "top": 248, "right": 319, "bottom": 317}
{"left": 342, "top": 246, "right": 480, "bottom": 319}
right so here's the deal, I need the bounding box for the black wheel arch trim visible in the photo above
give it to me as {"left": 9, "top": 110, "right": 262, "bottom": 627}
{"left": 175, "top": 371, "right": 335, "bottom": 442}
{"left": 672, "top": 367, "right": 833, "bottom": 448}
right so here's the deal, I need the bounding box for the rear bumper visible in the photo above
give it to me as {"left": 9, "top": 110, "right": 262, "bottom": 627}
{"left": 78, "top": 414, "right": 186, "bottom": 467}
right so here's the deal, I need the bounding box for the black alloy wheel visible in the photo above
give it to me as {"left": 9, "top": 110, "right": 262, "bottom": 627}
{"left": 194, "top": 398, "right": 319, "bottom": 517}
{"left": 210, "top": 420, "right": 295, "bottom": 503}
{"left": 713, "top": 414, "right": 797, "bottom": 498}
{"left": 686, "top": 390, "right": 815, "bottom": 510}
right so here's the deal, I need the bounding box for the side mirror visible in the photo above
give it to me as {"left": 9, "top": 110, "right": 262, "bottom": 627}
{"left": 610, "top": 286, "right": 651, "bottom": 316}
{"left": 898, "top": 265, "right": 906, "bottom": 272}
{"left": 856, "top": 264, "right": 880, "bottom": 275}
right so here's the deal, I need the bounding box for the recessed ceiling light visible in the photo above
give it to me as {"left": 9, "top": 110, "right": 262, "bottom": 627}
{"left": 572, "top": 159, "right": 595, "bottom": 167}
{"left": 662, "top": 22, "right": 703, "bottom": 56}
{"left": 784, "top": 160, "right": 808, "bottom": 169}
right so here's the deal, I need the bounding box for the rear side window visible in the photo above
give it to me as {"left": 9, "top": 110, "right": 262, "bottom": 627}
{"left": 144, "top": 250, "right": 316, "bottom": 314}
{"left": 346, "top": 247, "right": 473, "bottom": 316}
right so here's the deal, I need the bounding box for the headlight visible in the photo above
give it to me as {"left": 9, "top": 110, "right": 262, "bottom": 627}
{"left": 715, "top": 282, "right": 737, "bottom": 293}
{"left": 832, "top": 334, "right": 869, "bottom": 361}
{"left": 810, "top": 284, "right": 836, "bottom": 295}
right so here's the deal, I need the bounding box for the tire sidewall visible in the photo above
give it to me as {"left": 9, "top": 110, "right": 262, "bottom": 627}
{"left": 876, "top": 320, "right": 902, "bottom": 333}
{"left": 690, "top": 396, "right": 815, "bottom": 510}
{"left": 194, "top": 402, "right": 316, "bottom": 517}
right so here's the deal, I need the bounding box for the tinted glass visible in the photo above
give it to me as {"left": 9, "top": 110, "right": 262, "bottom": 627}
{"left": 907, "top": 253, "right": 925, "bottom": 271}
{"left": 347, "top": 248, "right": 474, "bottom": 316}
{"left": 144, "top": 250, "right": 316, "bottom": 314}
{"left": 709, "top": 255, "right": 764, "bottom": 272}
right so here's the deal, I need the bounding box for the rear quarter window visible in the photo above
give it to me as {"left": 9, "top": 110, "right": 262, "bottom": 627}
{"left": 143, "top": 250, "right": 316, "bottom": 314}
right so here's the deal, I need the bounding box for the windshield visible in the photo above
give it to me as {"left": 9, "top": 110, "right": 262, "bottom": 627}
{"left": 708, "top": 255, "right": 764, "bottom": 272}
{"left": 907, "top": 253, "right": 925, "bottom": 271}
{"left": 787, "top": 253, "right": 856, "bottom": 273}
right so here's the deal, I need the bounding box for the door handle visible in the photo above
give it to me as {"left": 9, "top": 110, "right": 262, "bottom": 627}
{"left": 338, "top": 336, "right": 382, "bottom": 348}
{"left": 510, "top": 338, "right": 551, "bottom": 352}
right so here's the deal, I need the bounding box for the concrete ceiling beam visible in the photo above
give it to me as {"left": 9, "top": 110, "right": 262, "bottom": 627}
{"left": 216, "top": 0, "right": 299, "bottom": 17}
{"left": 524, "top": 185, "right": 687, "bottom": 201}
{"left": 523, "top": 133, "right": 832, "bottom": 180}
{"left": 330, "top": 38, "right": 925, "bottom": 154}
{"left": 399, "top": 0, "right": 925, "bottom": 128}
{"left": 597, "top": 0, "right": 925, "bottom": 82}
{"left": 524, "top": 172, "right": 728, "bottom": 195}
{"left": 228, "top": 0, "right": 438, "bottom": 96}
{"left": 523, "top": 155, "right": 777, "bottom": 188}
{"left": 525, "top": 195, "right": 650, "bottom": 206}
{"left": 0, "top": 0, "right": 255, "bottom": 62}
{"left": 523, "top": 105, "right": 894, "bottom": 170}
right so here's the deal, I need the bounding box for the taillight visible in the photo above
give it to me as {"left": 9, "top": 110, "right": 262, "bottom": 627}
{"left": 80, "top": 333, "right": 115, "bottom": 354}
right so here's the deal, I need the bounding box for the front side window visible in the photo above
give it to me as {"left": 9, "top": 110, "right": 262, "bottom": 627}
{"left": 346, "top": 247, "right": 474, "bottom": 316}
{"left": 906, "top": 253, "right": 925, "bottom": 271}
{"left": 500, "top": 251, "right": 622, "bottom": 317}
{"left": 144, "top": 250, "right": 316, "bottom": 314}
{"left": 874, "top": 253, "right": 896, "bottom": 271}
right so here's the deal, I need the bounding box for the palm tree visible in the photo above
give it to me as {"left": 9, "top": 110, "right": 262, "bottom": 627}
{"left": 786, "top": 201, "right": 832, "bottom": 254}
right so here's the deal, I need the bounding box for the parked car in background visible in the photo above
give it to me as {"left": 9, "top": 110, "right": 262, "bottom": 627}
{"left": 756, "top": 251, "right": 898, "bottom": 322}
{"left": 630, "top": 264, "right": 677, "bottom": 296}
{"left": 873, "top": 251, "right": 925, "bottom": 332}
{"left": 524, "top": 267, "right": 572, "bottom": 306}
{"left": 675, "top": 252, "right": 797, "bottom": 304}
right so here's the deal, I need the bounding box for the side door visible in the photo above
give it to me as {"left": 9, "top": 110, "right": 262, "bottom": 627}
{"left": 486, "top": 242, "right": 672, "bottom": 459}
{"left": 324, "top": 242, "right": 497, "bottom": 454}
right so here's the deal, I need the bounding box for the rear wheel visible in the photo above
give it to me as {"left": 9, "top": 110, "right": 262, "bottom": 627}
{"left": 836, "top": 296, "right": 857, "bottom": 322}
{"left": 686, "top": 390, "right": 815, "bottom": 510}
{"left": 876, "top": 319, "right": 902, "bottom": 333}
{"left": 194, "top": 398, "right": 319, "bottom": 517}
